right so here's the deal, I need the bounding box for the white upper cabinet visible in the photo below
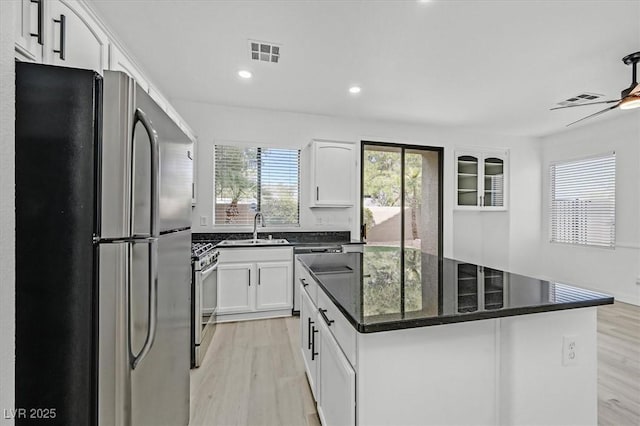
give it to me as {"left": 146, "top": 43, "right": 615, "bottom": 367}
{"left": 455, "top": 149, "right": 508, "bottom": 211}
{"left": 309, "top": 140, "right": 355, "bottom": 207}
{"left": 15, "top": 0, "right": 44, "bottom": 62}
{"left": 46, "top": 0, "right": 109, "bottom": 73}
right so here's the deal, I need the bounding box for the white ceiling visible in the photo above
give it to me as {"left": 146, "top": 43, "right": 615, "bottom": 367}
{"left": 89, "top": 0, "right": 640, "bottom": 137}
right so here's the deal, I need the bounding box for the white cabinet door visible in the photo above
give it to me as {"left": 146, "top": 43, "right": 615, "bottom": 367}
{"left": 47, "top": 0, "right": 109, "bottom": 73}
{"left": 311, "top": 141, "right": 354, "bottom": 207}
{"left": 317, "top": 315, "right": 355, "bottom": 426}
{"left": 255, "top": 261, "right": 291, "bottom": 311}
{"left": 15, "top": 0, "right": 43, "bottom": 62}
{"left": 300, "top": 287, "right": 318, "bottom": 400}
{"left": 217, "top": 263, "right": 253, "bottom": 314}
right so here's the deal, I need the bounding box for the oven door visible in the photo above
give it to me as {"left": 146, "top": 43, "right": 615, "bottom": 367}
{"left": 195, "top": 262, "right": 217, "bottom": 367}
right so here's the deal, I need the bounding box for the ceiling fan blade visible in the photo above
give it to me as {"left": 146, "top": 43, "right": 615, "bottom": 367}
{"left": 566, "top": 104, "right": 619, "bottom": 127}
{"left": 550, "top": 99, "right": 619, "bottom": 110}
{"left": 630, "top": 83, "right": 640, "bottom": 95}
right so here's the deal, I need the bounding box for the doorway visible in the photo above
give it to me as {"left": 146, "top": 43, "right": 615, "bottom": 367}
{"left": 360, "top": 142, "right": 443, "bottom": 317}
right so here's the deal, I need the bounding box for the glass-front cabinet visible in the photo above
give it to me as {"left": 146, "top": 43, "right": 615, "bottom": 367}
{"left": 455, "top": 264, "right": 506, "bottom": 313}
{"left": 455, "top": 150, "right": 508, "bottom": 210}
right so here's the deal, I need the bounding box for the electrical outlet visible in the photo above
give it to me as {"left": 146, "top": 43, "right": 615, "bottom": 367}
{"left": 562, "top": 335, "right": 579, "bottom": 366}
{"left": 200, "top": 216, "right": 207, "bottom": 226}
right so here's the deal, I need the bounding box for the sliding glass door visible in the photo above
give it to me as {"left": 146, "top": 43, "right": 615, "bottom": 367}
{"left": 361, "top": 142, "right": 443, "bottom": 317}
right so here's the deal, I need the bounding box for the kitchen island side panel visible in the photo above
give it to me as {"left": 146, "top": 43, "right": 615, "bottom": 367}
{"left": 499, "top": 307, "right": 597, "bottom": 426}
{"left": 356, "top": 309, "right": 597, "bottom": 426}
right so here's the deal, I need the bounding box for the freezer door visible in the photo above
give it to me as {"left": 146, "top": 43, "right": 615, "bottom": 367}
{"left": 101, "top": 70, "right": 193, "bottom": 237}
{"left": 131, "top": 83, "right": 193, "bottom": 234}
{"left": 130, "top": 231, "right": 191, "bottom": 426}
{"left": 101, "top": 71, "right": 134, "bottom": 239}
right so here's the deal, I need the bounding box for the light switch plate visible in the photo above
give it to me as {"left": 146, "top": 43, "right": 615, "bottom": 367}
{"left": 200, "top": 216, "right": 207, "bottom": 226}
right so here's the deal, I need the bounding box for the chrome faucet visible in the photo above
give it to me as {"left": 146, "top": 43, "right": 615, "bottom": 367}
{"left": 253, "top": 212, "right": 265, "bottom": 241}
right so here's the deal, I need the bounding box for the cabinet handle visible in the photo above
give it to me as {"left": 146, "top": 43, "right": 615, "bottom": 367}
{"left": 258, "top": 268, "right": 261, "bottom": 285}
{"left": 311, "top": 326, "right": 319, "bottom": 360}
{"left": 316, "top": 186, "right": 319, "bottom": 201}
{"left": 300, "top": 278, "right": 308, "bottom": 287}
{"left": 307, "top": 318, "right": 313, "bottom": 350}
{"left": 319, "top": 308, "right": 334, "bottom": 326}
{"left": 53, "top": 14, "right": 66, "bottom": 60}
{"left": 29, "top": 0, "right": 43, "bottom": 45}
{"left": 248, "top": 268, "right": 251, "bottom": 286}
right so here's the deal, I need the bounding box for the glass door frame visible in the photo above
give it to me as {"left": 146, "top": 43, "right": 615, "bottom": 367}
{"left": 360, "top": 141, "right": 444, "bottom": 317}
{"left": 360, "top": 140, "right": 444, "bottom": 256}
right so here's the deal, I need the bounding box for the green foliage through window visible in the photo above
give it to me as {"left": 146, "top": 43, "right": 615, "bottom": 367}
{"left": 215, "top": 145, "right": 300, "bottom": 226}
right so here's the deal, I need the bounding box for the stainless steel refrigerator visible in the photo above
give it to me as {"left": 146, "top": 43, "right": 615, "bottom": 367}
{"left": 16, "top": 62, "right": 193, "bottom": 426}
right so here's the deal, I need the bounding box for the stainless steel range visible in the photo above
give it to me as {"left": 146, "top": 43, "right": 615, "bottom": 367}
{"left": 191, "top": 243, "right": 218, "bottom": 368}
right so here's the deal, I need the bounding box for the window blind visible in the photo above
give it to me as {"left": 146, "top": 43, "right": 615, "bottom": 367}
{"left": 550, "top": 153, "right": 615, "bottom": 247}
{"left": 214, "top": 145, "right": 299, "bottom": 226}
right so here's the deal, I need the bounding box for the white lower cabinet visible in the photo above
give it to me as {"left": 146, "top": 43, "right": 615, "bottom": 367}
{"left": 217, "top": 263, "right": 253, "bottom": 314}
{"left": 316, "top": 315, "right": 356, "bottom": 426}
{"left": 300, "top": 286, "right": 319, "bottom": 398}
{"left": 256, "top": 262, "right": 291, "bottom": 311}
{"left": 217, "top": 248, "right": 292, "bottom": 320}
{"left": 300, "top": 279, "right": 356, "bottom": 426}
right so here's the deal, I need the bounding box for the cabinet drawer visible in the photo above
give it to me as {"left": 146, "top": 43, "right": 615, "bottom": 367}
{"left": 298, "top": 264, "right": 318, "bottom": 304}
{"left": 218, "top": 247, "right": 292, "bottom": 263}
{"left": 317, "top": 289, "right": 356, "bottom": 366}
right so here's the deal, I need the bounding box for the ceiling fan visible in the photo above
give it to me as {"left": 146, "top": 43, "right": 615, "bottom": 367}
{"left": 551, "top": 51, "right": 640, "bottom": 126}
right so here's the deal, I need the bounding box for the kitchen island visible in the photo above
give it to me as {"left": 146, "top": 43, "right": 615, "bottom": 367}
{"left": 296, "top": 247, "right": 612, "bottom": 426}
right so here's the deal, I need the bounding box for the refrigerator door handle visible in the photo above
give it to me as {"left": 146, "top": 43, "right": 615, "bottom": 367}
{"left": 129, "top": 108, "right": 161, "bottom": 370}
{"left": 134, "top": 108, "right": 160, "bottom": 238}
{"left": 129, "top": 239, "right": 158, "bottom": 369}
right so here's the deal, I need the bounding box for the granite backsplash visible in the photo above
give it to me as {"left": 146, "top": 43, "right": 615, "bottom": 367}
{"left": 192, "top": 231, "right": 352, "bottom": 245}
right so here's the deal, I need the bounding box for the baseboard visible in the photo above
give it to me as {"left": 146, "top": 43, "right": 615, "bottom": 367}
{"left": 217, "top": 309, "right": 292, "bottom": 323}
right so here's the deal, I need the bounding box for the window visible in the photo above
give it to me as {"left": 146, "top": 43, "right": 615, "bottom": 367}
{"left": 550, "top": 153, "right": 615, "bottom": 247}
{"left": 214, "top": 145, "right": 300, "bottom": 226}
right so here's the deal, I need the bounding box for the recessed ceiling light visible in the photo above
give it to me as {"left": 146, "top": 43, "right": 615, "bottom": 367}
{"left": 349, "top": 86, "right": 361, "bottom": 94}
{"left": 238, "top": 70, "right": 252, "bottom": 79}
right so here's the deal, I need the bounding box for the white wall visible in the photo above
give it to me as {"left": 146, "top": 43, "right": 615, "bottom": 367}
{"left": 539, "top": 112, "right": 640, "bottom": 305}
{"left": 0, "top": 1, "right": 16, "bottom": 424}
{"left": 174, "top": 100, "right": 541, "bottom": 264}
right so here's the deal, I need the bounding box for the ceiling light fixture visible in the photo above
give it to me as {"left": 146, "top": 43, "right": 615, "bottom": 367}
{"left": 619, "top": 95, "right": 640, "bottom": 110}
{"left": 349, "top": 86, "right": 361, "bottom": 94}
{"left": 238, "top": 70, "right": 252, "bottom": 79}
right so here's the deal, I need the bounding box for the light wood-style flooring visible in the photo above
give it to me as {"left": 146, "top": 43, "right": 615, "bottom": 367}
{"left": 190, "top": 316, "right": 320, "bottom": 426}
{"left": 190, "top": 302, "right": 640, "bottom": 426}
{"left": 597, "top": 301, "right": 640, "bottom": 426}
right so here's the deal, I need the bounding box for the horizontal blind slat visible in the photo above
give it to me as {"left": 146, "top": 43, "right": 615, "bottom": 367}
{"left": 549, "top": 153, "right": 615, "bottom": 247}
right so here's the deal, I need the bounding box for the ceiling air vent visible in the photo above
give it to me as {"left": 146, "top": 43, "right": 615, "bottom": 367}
{"left": 249, "top": 40, "right": 281, "bottom": 63}
{"left": 555, "top": 92, "right": 604, "bottom": 107}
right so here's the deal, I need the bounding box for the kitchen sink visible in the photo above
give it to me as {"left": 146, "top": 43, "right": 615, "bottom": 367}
{"left": 217, "top": 238, "right": 289, "bottom": 246}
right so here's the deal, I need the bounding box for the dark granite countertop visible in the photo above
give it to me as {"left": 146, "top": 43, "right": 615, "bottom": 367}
{"left": 297, "top": 247, "right": 613, "bottom": 333}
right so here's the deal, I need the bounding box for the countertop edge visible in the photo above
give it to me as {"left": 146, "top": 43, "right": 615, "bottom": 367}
{"left": 297, "top": 256, "right": 614, "bottom": 334}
